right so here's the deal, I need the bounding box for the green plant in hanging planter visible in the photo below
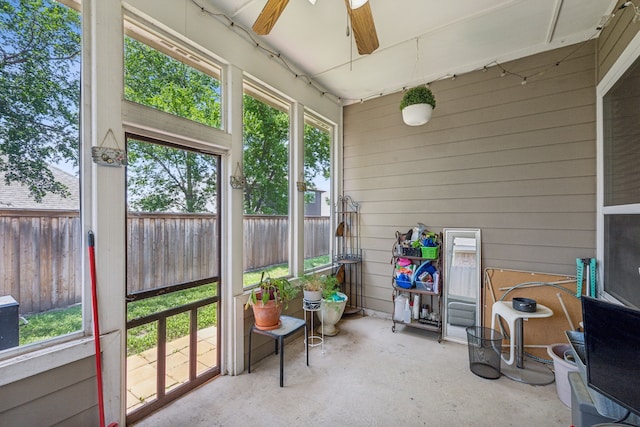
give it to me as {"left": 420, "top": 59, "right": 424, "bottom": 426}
{"left": 399, "top": 86, "right": 436, "bottom": 110}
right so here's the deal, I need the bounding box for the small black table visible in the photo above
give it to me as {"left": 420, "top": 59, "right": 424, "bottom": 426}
{"left": 247, "top": 315, "right": 308, "bottom": 387}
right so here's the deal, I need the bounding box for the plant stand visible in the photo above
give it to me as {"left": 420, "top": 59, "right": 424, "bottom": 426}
{"left": 303, "top": 299, "right": 324, "bottom": 354}
{"left": 333, "top": 195, "right": 363, "bottom": 315}
{"left": 247, "top": 315, "right": 308, "bottom": 387}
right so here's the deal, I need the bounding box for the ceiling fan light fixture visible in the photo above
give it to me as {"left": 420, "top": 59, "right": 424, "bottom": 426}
{"left": 308, "top": 0, "right": 317, "bottom": 4}
{"left": 349, "top": 0, "right": 368, "bottom": 9}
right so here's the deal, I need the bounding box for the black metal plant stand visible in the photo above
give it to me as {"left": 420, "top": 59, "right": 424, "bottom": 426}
{"left": 333, "top": 195, "right": 363, "bottom": 315}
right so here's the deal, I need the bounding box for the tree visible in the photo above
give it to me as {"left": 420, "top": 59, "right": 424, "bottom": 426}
{"left": 242, "top": 94, "right": 290, "bottom": 215}
{"left": 241, "top": 99, "right": 331, "bottom": 216}
{"left": 0, "top": 0, "right": 80, "bottom": 202}
{"left": 126, "top": 37, "right": 331, "bottom": 216}
{"left": 124, "top": 37, "right": 221, "bottom": 213}
{"left": 127, "top": 140, "right": 217, "bottom": 213}
{"left": 303, "top": 123, "right": 331, "bottom": 188}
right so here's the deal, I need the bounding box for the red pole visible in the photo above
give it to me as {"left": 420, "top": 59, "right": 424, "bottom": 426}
{"left": 88, "top": 231, "right": 106, "bottom": 427}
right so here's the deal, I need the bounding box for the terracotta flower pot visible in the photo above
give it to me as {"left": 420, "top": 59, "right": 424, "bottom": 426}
{"left": 252, "top": 299, "right": 283, "bottom": 330}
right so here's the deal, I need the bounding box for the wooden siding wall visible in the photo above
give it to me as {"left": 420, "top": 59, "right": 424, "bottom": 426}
{"left": 0, "top": 356, "right": 98, "bottom": 425}
{"left": 597, "top": 0, "right": 640, "bottom": 83}
{"left": 343, "top": 42, "right": 598, "bottom": 314}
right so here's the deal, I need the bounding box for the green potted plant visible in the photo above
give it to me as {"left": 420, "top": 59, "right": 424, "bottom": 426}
{"left": 399, "top": 85, "right": 436, "bottom": 126}
{"left": 318, "top": 274, "right": 348, "bottom": 336}
{"left": 245, "top": 272, "right": 299, "bottom": 330}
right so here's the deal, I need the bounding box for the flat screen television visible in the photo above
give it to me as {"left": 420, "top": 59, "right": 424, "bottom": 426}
{"left": 582, "top": 296, "right": 640, "bottom": 418}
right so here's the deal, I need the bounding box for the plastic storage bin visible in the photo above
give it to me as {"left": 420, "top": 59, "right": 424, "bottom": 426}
{"left": 466, "top": 326, "right": 503, "bottom": 379}
{"left": 402, "top": 247, "right": 421, "bottom": 257}
{"left": 421, "top": 246, "right": 439, "bottom": 259}
{"left": 548, "top": 343, "right": 579, "bottom": 407}
{"left": 412, "top": 262, "right": 438, "bottom": 292}
{"left": 395, "top": 274, "right": 413, "bottom": 289}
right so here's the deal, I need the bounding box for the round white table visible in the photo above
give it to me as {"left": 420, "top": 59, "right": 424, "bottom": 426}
{"left": 491, "top": 300, "right": 555, "bottom": 385}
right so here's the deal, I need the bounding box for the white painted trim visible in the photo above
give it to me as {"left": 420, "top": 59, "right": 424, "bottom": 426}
{"left": 602, "top": 204, "right": 640, "bottom": 214}
{"left": 0, "top": 332, "right": 118, "bottom": 387}
{"left": 223, "top": 64, "right": 246, "bottom": 376}
{"left": 87, "top": 0, "right": 126, "bottom": 423}
{"left": 546, "top": 0, "right": 563, "bottom": 44}
{"left": 122, "top": 100, "right": 232, "bottom": 153}
{"left": 291, "top": 102, "right": 305, "bottom": 277}
{"left": 595, "top": 30, "right": 640, "bottom": 297}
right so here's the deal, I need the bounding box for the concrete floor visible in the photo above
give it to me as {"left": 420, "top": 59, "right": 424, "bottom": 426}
{"left": 133, "top": 314, "right": 571, "bottom": 427}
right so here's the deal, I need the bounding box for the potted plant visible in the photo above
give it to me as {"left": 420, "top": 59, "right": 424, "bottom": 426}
{"left": 245, "top": 272, "right": 300, "bottom": 330}
{"left": 400, "top": 85, "right": 436, "bottom": 126}
{"left": 299, "top": 274, "right": 324, "bottom": 303}
{"left": 318, "top": 274, "right": 349, "bottom": 336}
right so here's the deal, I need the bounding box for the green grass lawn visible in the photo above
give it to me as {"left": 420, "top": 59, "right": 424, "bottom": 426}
{"left": 126, "top": 283, "right": 217, "bottom": 356}
{"left": 19, "top": 255, "right": 331, "bottom": 354}
{"left": 19, "top": 304, "right": 83, "bottom": 346}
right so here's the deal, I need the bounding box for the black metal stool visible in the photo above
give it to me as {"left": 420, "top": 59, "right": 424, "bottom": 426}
{"left": 248, "top": 315, "right": 308, "bottom": 387}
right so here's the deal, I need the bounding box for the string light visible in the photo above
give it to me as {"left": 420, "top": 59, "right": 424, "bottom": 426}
{"left": 343, "top": 20, "right": 611, "bottom": 103}
{"left": 618, "top": 1, "right": 640, "bottom": 22}
{"left": 189, "top": 0, "right": 340, "bottom": 103}
{"left": 189, "top": 0, "right": 628, "bottom": 105}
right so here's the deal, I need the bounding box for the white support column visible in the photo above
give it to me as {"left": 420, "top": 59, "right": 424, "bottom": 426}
{"left": 224, "top": 64, "right": 246, "bottom": 375}
{"left": 290, "top": 102, "right": 306, "bottom": 277}
{"left": 85, "top": 0, "right": 126, "bottom": 423}
{"left": 332, "top": 107, "right": 344, "bottom": 249}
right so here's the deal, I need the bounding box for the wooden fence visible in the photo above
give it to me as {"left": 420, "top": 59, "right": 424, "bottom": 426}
{"left": 126, "top": 212, "right": 219, "bottom": 294}
{"left": 0, "top": 210, "right": 82, "bottom": 314}
{"left": 0, "top": 210, "right": 329, "bottom": 314}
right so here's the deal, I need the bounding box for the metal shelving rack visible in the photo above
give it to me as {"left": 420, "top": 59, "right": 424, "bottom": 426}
{"left": 333, "top": 195, "right": 363, "bottom": 315}
{"left": 391, "top": 235, "right": 443, "bottom": 341}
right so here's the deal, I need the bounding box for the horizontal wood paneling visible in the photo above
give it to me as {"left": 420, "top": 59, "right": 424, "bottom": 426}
{"left": 0, "top": 356, "right": 97, "bottom": 425}
{"left": 597, "top": 0, "right": 640, "bottom": 82}
{"left": 343, "top": 42, "right": 597, "bottom": 316}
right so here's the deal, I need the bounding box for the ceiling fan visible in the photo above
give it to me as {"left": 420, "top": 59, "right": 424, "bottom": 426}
{"left": 252, "top": 0, "right": 379, "bottom": 55}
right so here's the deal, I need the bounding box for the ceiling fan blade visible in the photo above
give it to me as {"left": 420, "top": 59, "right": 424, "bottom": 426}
{"left": 345, "top": 0, "right": 379, "bottom": 55}
{"left": 253, "top": 0, "right": 290, "bottom": 35}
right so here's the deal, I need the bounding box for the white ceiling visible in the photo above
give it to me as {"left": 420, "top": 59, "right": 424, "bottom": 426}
{"left": 204, "top": 0, "right": 616, "bottom": 104}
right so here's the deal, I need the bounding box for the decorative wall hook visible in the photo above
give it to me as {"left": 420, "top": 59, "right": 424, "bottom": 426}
{"left": 91, "top": 129, "right": 127, "bottom": 167}
{"left": 296, "top": 173, "right": 307, "bottom": 192}
{"left": 230, "top": 162, "right": 246, "bottom": 189}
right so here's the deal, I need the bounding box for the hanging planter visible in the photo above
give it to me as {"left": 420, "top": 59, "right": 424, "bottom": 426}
{"left": 400, "top": 86, "right": 436, "bottom": 126}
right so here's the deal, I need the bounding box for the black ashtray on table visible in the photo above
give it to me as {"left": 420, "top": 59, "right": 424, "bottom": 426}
{"left": 512, "top": 297, "right": 537, "bottom": 312}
